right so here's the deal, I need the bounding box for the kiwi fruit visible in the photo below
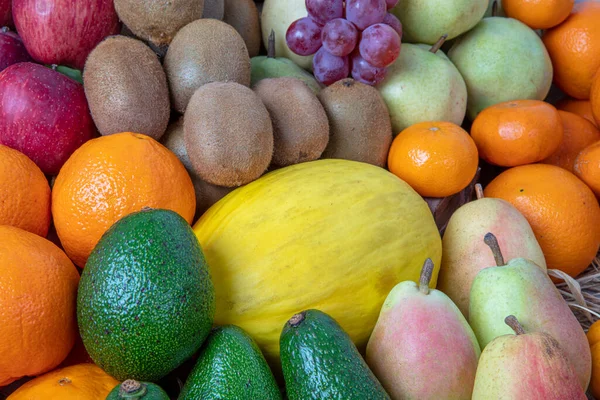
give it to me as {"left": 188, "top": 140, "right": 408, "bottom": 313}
{"left": 83, "top": 35, "right": 170, "bottom": 140}
{"left": 161, "top": 117, "right": 234, "bottom": 219}
{"left": 183, "top": 82, "right": 273, "bottom": 187}
{"left": 164, "top": 19, "right": 251, "bottom": 113}
{"left": 203, "top": 0, "right": 225, "bottom": 20}
{"left": 223, "top": 0, "right": 262, "bottom": 57}
{"left": 114, "top": 0, "right": 204, "bottom": 46}
{"left": 318, "top": 78, "right": 393, "bottom": 167}
{"left": 253, "top": 77, "right": 329, "bottom": 167}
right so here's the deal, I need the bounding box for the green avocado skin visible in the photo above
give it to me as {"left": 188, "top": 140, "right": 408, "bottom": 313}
{"left": 77, "top": 209, "right": 216, "bottom": 382}
{"left": 280, "top": 309, "right": 390, "bottom": 400}
{"left": 106, "top": 381, "right": 170, "bottom": 400}
{"left": 178, "top": 325, "right": 282, "bottom": 400}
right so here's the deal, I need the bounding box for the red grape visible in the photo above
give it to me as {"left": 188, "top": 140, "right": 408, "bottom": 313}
{"left": 385, "top": 0, "right": 399, "bottom": 9}
{"left": 312, "top": 47, "right": 350, "bottom": 86}
{"left": 286, "top": 17, "right": 323, "bottom": 56}
{"left": 351, "top": 51, "right": 387, "bottom": 86}
{"left": 306, "top": 0, "right": 344, "bottom": 25}
{"left": 359, "top": 23, "right": 401, "bottom": 68}
{"left": 345, "top": 0, "right": 387, "bottom": 31}
{"left": 383, "top": 13, "right": 403, "bottom": 38}
{"left": 321, "top": 18, "right": 359, "bottom": 57}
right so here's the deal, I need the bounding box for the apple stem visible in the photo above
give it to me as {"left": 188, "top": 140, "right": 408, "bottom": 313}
{"left": 267, "top": 29, "right": 276, "bottom": 59}
{"left": 429, "top": 34, "right": 448, "bottom": 54}
{"left": 505, "top": 315, "right": 526, "bottom": 335}
{"left": 484, "top": 232, "right": 505, "bottom": 267}
{"left": 1, "top": 26, "right": 9, "bottom": 33}
{"left": 492, "top": 1, "right": 499, "bottom": 17}
{"left": 419, "top": 258, "right": 435, "bottom": 295}
{"left": 475, "top": 184, "right": 484, "bottom": 200}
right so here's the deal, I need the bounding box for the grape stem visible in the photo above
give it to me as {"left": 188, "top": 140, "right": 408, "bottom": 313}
{"left": 267, "top": 29, "right": 276, "bottom": 58}
{"left": 429, "top": 34, "right": 448, "bottom": 54}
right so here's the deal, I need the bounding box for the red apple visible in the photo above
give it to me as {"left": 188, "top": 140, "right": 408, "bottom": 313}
{"left": 12, "top": 0, "right": 120, "bottom": 70}
{"left": 0, "top": 0, "right": 11, "bottom": 28}
{"left": 0, "top": 28, "right": 33, "bottom": 72}
{"left": 0, "top": 62, "right": 96, "bottom": 175}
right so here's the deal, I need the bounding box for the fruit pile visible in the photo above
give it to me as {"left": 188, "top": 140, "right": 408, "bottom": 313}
{"left": 1, "top": 0, "right": 600, "bottom": 399}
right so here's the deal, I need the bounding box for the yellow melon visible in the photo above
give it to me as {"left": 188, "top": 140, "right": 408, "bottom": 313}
{"left": 193, "top": 159, "right": 441, "bottom": 365}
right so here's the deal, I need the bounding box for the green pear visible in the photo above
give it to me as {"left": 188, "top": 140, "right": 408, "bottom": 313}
{"left": 469, "top": 233, "right": 591, "bottom": 390}
{"left": 377, "top": 36, "right": 467, "bottom": 135}
{"left": 472, "top": 315, "right": 587, "bottom": 400}
{"left": 448, "top": 17, "right": 553, "bottom": 120}
{"left": 366, "top": 259, "right": 481, "bottom": 400}
{"left": 250, "top": 31, "right": 322, "bottom": 94}
{"left": 437, "top": 185, "right": 546, "bottom": 319}
{"left": 261, "top": 0, "right": 313, "bottom": 71}
{"left": 391, "top": 0, "right": 488, "bottom": 45}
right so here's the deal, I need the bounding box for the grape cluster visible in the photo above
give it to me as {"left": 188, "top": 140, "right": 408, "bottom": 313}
{"left": 286, "top": 0, "right": 402, "bottom": 86}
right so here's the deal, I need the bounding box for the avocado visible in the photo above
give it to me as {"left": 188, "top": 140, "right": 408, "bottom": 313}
{"left": 178, "top": 325, "right": 282, "bottom": 400}
{"left": 280, "top": 309, "right": 390, "bottom": 400}
{"left": 77, "top": 208, "right": 215, "bottom": 382}
{"left": 106, "top": 379, "right": 170, "bottom": 400}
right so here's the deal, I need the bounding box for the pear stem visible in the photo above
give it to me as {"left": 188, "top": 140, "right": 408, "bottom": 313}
{"left": 267, "top": 29, "right": 276, "bottom": 59}
{"left": 475, "top": 183, "right": 484, "bottom": 200}
{"left": 505, "top": 315, "right": 526, "bottom": 335}
{"left": 492, "top": 0, "right": 499, "bottom": 17}
{"left": 429, "top": 34, "right": 448, "bottom": 54}
{"left": 484, "top": 232, "right": 505, "bottom": 267}
{"left": 419, "top": 258, "right": 434, "bottom": 295}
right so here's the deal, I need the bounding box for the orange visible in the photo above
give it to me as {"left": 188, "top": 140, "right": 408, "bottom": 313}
{"left": 588, "top": 320, "right": 600, "bottom": 347}
{"left": 574, "top": 140, "right": 600, "bottom": 197}
{"left": 542, "top": 2, "right": 600, "bottom": 99}
{"left": 484, "top": 164, "right": 600, "bottom": 278}
{"left": 591, "top": 69, "right": 600, "bottom": 126}
{"left": 52, "top": 132, "right": 196, "bottom": 267}
{"left": 591, "top": 342, "right": 600, "bottom": 399}
{"left": 503, "top": 0, "right": 574, "bottom": 29}
{"left": 470, "top": 100, "right": 563, "bottom": 167}
{"left": 6, "top": 364, "right": 119, "bottom": 400}
{"left": 387, "top": 121, "right": 479, "bottom": 198}
{"left": 542, "top": 110, "right": 600, "bottom": 172}
{"left": 556, "top": 98, "right": 598, "bottom": 127}
{"left": 0, "top": 144, "right": 51, "bottom": 237}
{"left": 0, "top": 225, "right": 80, "bottom": 386}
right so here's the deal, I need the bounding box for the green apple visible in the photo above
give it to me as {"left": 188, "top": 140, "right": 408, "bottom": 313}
{"left": 392, "top": 0, "right": 488, "bottom": 44}
{"left": 448, "top": 17, "right": 553, "bottom": 120}
{"left": 377, "top": 40, "right": 467, "bottom": 135}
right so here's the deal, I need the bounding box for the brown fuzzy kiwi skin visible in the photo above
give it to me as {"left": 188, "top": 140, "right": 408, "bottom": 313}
{"left": 161, "top": 117, "right": 234, "bottom": 220}
{"left": 254, "top": 77, "right": 329, "bottom": 167}
{"left": 317, "top": 78, "right": 393, "bottom": 167}
{"left": 183, "top": 82, "right": 274, "bottom": 187}
{"left": 164, "top": 19, "right": 251, "bottom": 113}
{"left": 114, "top": 0, "right": 204, "bottom": 46}
{"left": 223, "top": 0, "right": 262, "bottom": 57}
{"left": 203, "top": 0, "right": 225, "bottom": 20}
{"left": 83, "top": 35, "right": 170, "bottom": 140}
